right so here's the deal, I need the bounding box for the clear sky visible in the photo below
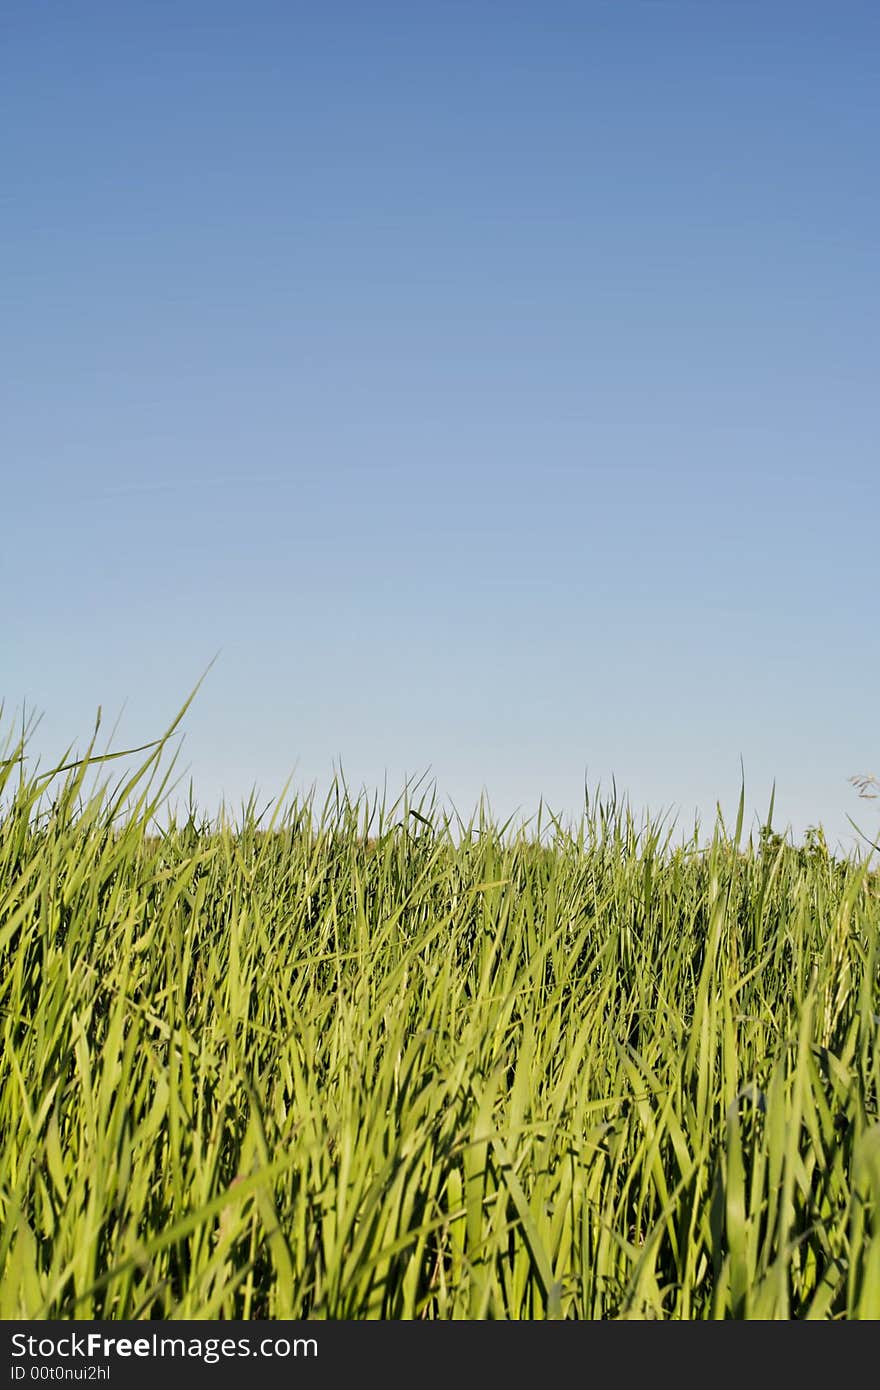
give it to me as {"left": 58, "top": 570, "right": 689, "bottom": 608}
{"left": 3, "top": 1, "right": 879, "bottom": 853}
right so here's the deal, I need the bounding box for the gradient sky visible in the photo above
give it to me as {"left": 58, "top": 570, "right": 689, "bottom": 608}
{"left": 3, "top": 1, "right": 879, "bottom": 852}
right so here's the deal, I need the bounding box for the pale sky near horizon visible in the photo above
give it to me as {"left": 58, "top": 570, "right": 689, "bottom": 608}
{"left": 3, "top": 2, "right": 879, "bottom": 853}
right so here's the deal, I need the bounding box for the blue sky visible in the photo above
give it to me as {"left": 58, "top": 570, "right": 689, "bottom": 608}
{"left": 3, "top": 1, "right": 879, "bottom": 851}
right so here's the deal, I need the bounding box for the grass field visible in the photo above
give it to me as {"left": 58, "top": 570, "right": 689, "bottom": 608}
{"left": 2, "top": 703, "right": 880, "bottom": 1319}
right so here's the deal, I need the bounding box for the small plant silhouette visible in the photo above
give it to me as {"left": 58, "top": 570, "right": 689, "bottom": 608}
{"left": 850, "top": 772, "right": 880, "bottom": 799}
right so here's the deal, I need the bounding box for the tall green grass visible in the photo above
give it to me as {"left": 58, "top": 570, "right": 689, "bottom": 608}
{"left": 1, "top": 707, "right": 879, "bottom": 1318}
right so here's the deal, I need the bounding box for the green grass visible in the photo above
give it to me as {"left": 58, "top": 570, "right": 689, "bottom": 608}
{"left": 2, "top": 704, "right": 880, "bottom": 1319}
